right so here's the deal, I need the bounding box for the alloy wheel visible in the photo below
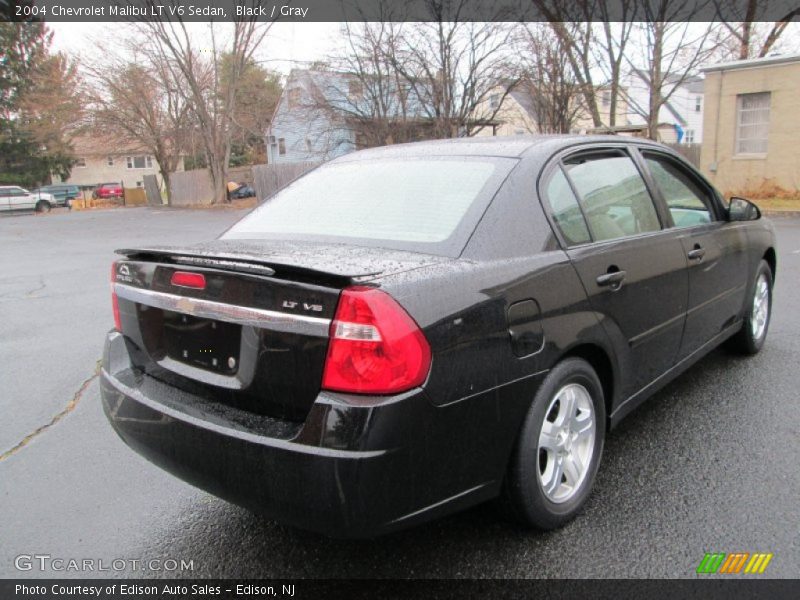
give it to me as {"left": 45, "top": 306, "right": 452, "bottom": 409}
{"left": 750, "top": 273, "right": 770, "bottom": 341}
{"left": 537, "top": 383, "right": 596, "bottom": 504}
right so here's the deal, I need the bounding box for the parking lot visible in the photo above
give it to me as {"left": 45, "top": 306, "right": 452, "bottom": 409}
{"left": 1, "top": 207, "right": 798, "bottom": 578}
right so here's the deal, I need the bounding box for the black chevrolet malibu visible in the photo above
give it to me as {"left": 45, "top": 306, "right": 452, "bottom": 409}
{"left": 101, "top": 136, "right": 776, "bottom": 537}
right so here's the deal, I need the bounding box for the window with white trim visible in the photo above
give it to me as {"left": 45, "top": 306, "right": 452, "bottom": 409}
{"left": 735, "top": 92, "right": 770, "bottom": 155}
{"left": 75, "top": 158, "right": 86, "bottom": 167}
{"left": 107, "top": 156, "right": 114, "bottom": 166}
{"left": 126, "top": 155, "right": 153, "bottom": 169}
{"left": 684, "top": 129, "right": 695, "bottom": 143}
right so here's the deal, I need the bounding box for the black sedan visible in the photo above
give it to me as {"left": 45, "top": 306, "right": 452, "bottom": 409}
{"left": 101, "top": 136, "right": 775, "bottom": 537}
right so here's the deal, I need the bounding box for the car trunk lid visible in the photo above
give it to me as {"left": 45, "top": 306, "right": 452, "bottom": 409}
{"left": 113, "top": 240, "right": 446, "bottom": 420}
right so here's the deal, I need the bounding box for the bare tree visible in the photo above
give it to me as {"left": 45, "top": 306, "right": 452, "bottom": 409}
{"left": 301, "top": 13, "right": 516, "bottom": 155}
{"left": 310, "top": 22, "right": 421, "bottom": 150}
{"left": 139, "top": 11, "right": 272, "bottom": 203}
{"left": 519, "top": 25, "right": 583, "bottom": 133}
{"left": 622, "top": 4, "right": 724, "bottom": 139}
{"left": 85, "top": 42, "right": 191, "bottom": 203}
{"left": 715, "top": 0, "right": 799, "bottom": 59}
{"left": 534, "top": 1, "right": 603, "bottom": 128}
{"left": 593, "top": 3, "right": 638, "bottom": 127}
{"left": 387, "top": 17, "right": 519, "bottom": 138}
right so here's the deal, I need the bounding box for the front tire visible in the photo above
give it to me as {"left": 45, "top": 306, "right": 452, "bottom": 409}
{"left": 35, "top": 200, "right": 51, "bottom": 213}
{"left": 501, "top": 357, "right": 606, "bottom": 530}
{"left": 728, "top": 260, "right": 773, "bottom": 355}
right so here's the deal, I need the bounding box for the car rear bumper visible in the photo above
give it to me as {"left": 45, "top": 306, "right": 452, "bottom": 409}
{"left": 101, "top": 331, "right": 536, "bottom": 537}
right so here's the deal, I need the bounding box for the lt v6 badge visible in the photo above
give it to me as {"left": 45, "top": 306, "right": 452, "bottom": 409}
{"left": 282, "top": 300, "right": 324, "bottom": 313}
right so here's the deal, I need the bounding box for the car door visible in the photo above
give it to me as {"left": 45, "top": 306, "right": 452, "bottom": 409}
{"left": 638, "top": 150, "right": 749, "bottom": 358}
{"left": 9, "top": 187, "right": 34, "bottom": 211}
{"left": 543, "top": 148, "right": 689, "bottom": 398}
{"left": 0, "top": 188, "right": 10, "bottom": 211}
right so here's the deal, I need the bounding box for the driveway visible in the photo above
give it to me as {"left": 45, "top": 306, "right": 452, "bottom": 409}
{"left": 1, "top": 208, "right": 798, "bottom": 578}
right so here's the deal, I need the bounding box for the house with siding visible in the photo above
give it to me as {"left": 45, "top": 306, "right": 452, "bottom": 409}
{"left": 266, "top": 70, "right": 357, "bottom": 164}
{"left": 266, "top": 69, "right": 462, "bottom": 163}
{"left": 700, "top": 54, "right": 800, "bottom": 195}
{"left": 623, "top": 70, "right": 705, "bottom": 144}
{"left": 54, "top": 135, "right": 183, "bottom": 190}
{"left": 472, "top": 81, "right": 629, "bottom": 138}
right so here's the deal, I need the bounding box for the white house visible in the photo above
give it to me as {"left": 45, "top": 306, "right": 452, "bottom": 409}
{"left": 624, "top": 70, "right": 705, "bottom": 144}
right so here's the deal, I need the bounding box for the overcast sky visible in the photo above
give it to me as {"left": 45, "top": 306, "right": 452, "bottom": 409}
{"left": 49, "top": 20, "right": 800, "bottom": 80}
{"left": 49, "top": 21, "right": 343, "bottom": 76}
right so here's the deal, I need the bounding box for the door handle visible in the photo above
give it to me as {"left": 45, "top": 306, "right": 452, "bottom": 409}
{"left": 687, "top": 246, "right": 706, "bottom": 261}
{"left": 596, "top": 270, "right": 627, "bottom": 288}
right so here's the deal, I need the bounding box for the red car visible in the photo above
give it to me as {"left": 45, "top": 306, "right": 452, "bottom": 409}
{"left": 93, "top": 182, "right": 123, "bottom": 199}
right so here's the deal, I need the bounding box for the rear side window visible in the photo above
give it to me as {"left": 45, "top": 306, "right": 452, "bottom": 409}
{"left": 643, "top": 154, "right": 713, "bottom": 228}
{"left": 223, "top": 157, "right": 517, "bottom": 257}
{"left": 563, "top": 152, "right": 661, "bottom": 242}
{"left": 545, "top": 168, "right": 591, "bottom": 246}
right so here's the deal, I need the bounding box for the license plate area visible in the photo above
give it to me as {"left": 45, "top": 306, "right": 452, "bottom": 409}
{"left": 162, "top": 310, "right": 241, "bottom": 375}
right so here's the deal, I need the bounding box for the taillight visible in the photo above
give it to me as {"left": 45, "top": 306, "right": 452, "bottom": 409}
{"left": 322, "top": 286, "right": 431, "bottom": 395}
{"left": 170, "top": 271, "right": 206, "bottom": 289}
{"left": 111, "top": 262, "right": 121, "bottom": 331}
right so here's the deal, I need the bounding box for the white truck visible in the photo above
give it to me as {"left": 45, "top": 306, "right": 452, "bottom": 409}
{"left": 0, "top": 186, "right": 56, "bottom": 213}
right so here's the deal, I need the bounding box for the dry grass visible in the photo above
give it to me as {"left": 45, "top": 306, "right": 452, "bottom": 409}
{"left": 725, "top": 179, "right": 800, "bottom": 201}
{"left": 71, "top": 198, "right": 124, "bottom": 210}
{"left": 723, "top": 180, "right": 800, "bottom": 213}
{"left": 751, "top": 197, "right": 800, "bottom": 212}
{"left": 71, "top": 197, "right": 258, "bottom": 211}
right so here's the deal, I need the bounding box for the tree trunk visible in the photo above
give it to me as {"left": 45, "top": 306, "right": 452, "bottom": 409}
{"left": 739, "top": 21, "right": 752, "bottom": 59}
{"left": 648, "top": 24, "right": 664, "bottom": 141}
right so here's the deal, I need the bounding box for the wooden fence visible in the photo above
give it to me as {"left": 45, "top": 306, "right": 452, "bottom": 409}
{"left": 665, "top": 143, "right": 701, "bottom": 168}
{"left": 252, "top": 162, "right": 319, "bottom": 201}
{"left": 168, "top": 169, "right": 214, "bottom": 206}
{"left": 167, "top": 162, "right": 319, "bottom": 206}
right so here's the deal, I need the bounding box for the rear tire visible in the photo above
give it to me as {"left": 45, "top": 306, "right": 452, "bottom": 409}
{"left": 500, "top": 357, "right": 606, "bottom": 530}
{"left": 35, "top": 200, "right": 51, "bottom": 213}
{"left": 728, "top": 259, "right": 773, "bottom": 355}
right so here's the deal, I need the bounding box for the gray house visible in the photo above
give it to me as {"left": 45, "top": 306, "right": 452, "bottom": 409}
{"left": 266, "top": 68, "right": 451, "bottom": 164}
{"left": 265, "top": 69, "right": 358, "bottom": 164}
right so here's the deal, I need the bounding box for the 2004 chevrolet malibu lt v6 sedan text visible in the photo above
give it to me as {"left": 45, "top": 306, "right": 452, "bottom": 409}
{"left": 100, "top": 136, "right": 775, "bottom": 537}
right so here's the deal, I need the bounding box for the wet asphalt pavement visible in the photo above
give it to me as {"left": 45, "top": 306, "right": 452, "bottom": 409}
{"left": 1, "top": 208, "right": 798, "bottom": 579}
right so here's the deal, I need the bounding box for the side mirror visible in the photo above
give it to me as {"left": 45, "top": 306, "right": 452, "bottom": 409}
{"left": 728, "top": 197, "right": 761, "bottom": 222}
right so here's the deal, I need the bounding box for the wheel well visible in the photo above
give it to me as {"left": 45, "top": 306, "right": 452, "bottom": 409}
{"left": 763, "top": 248, "right": 776, "bottom": 282}
{"left": 563, "top": 344, "right": 614, "bottom": 418}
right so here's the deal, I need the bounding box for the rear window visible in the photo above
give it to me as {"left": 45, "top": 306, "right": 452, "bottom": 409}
{"left": 223, "top": 157, "right": 517, "bottom": 256}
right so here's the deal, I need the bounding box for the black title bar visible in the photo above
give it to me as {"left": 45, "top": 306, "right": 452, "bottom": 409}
{"left": 3, "top": 0, "right": 800, "bottom": 23}
{"left": 3, "top": 579, "right": 800, "bottom": 600}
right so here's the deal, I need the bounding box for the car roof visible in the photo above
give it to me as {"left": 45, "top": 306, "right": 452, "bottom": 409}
{"left": 332, "top": 134, "right": 672, "bottom": 162}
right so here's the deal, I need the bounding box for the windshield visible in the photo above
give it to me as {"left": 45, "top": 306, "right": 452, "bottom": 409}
{"left": 222, "top": 156, "right": 517, "bottom": 257}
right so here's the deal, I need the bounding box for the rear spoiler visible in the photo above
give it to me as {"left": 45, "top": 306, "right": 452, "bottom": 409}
{"left": 116, "top": 247, "right": 377, "bottom": 288}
